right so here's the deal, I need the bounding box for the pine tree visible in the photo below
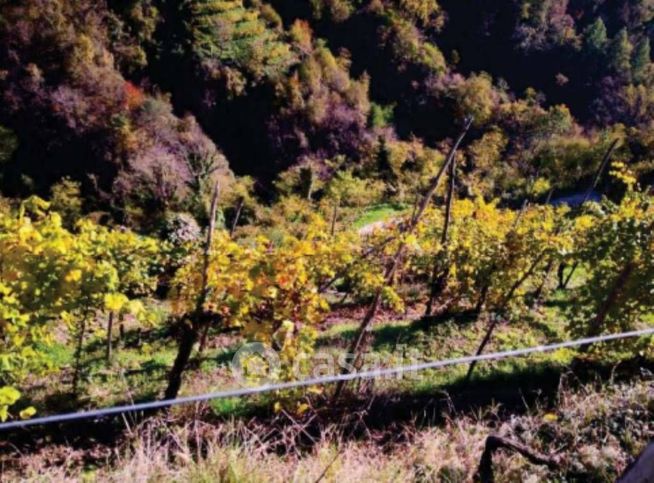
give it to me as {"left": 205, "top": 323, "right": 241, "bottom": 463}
{"left": 584, "top": 17, "right": 608, "bottom": 56}
{"left": 632, "top": 37, "right": 652, "bottom": 84}
{"left": 609, "top": 28, "right": 634, "bottom": 78}
{"left": 183, "top": 0, "right": 295, "bottom": 83}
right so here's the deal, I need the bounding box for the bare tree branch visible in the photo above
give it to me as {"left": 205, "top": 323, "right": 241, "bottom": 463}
{"left": 477, "top": 434, "right": 561, "bottom": 483}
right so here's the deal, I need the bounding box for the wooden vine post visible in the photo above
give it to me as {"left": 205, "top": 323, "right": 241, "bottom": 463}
{"left": 561, "top": 139, "right": 619, "bottom": 289}
{"left": 332, "top": 118, "right": 473, "bottom": 400}
{"left": 425, "top": 148, "right": 457, "bottom": 317}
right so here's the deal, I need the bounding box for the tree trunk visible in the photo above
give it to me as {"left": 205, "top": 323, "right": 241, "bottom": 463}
{"left": 557, "top": 263, "right": 567, "bottom": 289}
{"left": 118, "top": 312, "right": 125, "bottom": 346}
{"left": 330, "top": 202, "right": 339, "bottom": 236}
{"left": 532, "top": 258, "right": 555, "bottom": 306}
{"left": 164, "top": 182, "right": 220, "bottom": 400}
{"left": 72, "top": 313, "right": 88, "bottom": 395}
{"left": 409, "top": 193, "right": 420, "bottom": 222}
{"left": 426, "top": 269, "right": 449, "bottom": 317}
{"left": 475, "top": 283, "right": 490, "bottom": 315}
{"left": 584, "top": 139, "right": 620, "bottom": 203}
{"left": 105, "top": 311, "right": 114, "bottom": 365}
{"left": 198, "top": 322, "right": 211, "bottom": 355}
{"left": 562, "top": 261, "right": 578, "bottom": 289}
{"left": 164, "top": 322, "right": 198, "bottom": 400}
{"left": 465, "top": 314, "right": 501, "bottom": 385}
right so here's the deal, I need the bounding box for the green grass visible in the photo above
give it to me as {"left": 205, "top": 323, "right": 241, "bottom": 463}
{"left": 25, "top": 266, "right": 654, "bottom": 421}
{"left": 210, "top": 396, "right": 257, "bottom": 417}
{"left": 39, "top": 341, "right": 75, "bottom": 367}
{"left": 315, "top": 304, "right": 578, "bottom": 396}
{"left": 352, "top": 203, "right": 408, "bottom": 230}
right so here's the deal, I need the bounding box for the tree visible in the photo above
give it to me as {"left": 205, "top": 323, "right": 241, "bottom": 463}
{"left": 424, "top": 147, "right": 457, "bottom": 316}
{"left": 382, "top": 12, "right": 447, "bottom": 73}
{"left": 165, "top": 184, "right": 221, "bottom": 400}
{"left": 515, "top": 0, "right": 577, "bottom": 51}
{"left": 584, "top": 17, "right": 608, "bottom": 56}
{"left": 451, "top": 73, "right": 499, "bottom": 126}
{"left": 332, "top": 118, "right": 472, "bottom": 400}
{"left": 609, "top": 28, "right": 634, "bottom": 78}
{"left": 268, "top": 37, "right": 373, "bottom": 170}
{"left": 399, "top": 0, "right": 443, "bottom": 26}
{"left": 0, "top": 0, "right": 234, "bottom": 223}
{"left": 181, "top": 0, "right": 296, "bottom": 94}
{"left": 165, "top": 195, "right": 338, "bottom": 400}
{"left": 632, "top": 37, "right": 652, "bottom": 84}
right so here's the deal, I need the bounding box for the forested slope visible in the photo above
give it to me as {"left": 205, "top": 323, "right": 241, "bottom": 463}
{"left": 1, "top": 0, "right": 654, "bottom": 227}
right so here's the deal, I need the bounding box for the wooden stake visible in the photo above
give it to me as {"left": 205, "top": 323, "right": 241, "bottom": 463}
{"left": 332, "top": 118, "right": 473, "bottom": 401}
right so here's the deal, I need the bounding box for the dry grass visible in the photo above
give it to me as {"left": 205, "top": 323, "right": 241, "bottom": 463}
{"left": 4, "top": 375, "right": 652, "bottom": 482}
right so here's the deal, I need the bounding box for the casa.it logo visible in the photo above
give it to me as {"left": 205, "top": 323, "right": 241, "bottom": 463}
{"left": 231, "top": 342, "right": 280, "bottom": 385}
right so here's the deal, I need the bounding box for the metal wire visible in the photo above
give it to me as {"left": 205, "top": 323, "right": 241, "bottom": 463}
{"left": 1, "top": 327, "right": 652, "bottom": 431}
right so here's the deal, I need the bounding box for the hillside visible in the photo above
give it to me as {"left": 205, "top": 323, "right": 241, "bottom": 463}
{"left": 2, "top": 1, "right": 654, "bottom": 216}
{"left": 0, "top": 1, "right": 654, "bottom": 481}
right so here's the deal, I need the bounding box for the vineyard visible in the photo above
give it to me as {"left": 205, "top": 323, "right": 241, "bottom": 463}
{"left": 0, "top": 155, "right": 652, "bottom": 479}
{"left": 2, "top": 0, "right": 654, "bottom": 480}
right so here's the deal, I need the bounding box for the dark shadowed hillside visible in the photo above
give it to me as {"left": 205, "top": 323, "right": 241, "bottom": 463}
{"left": 1, "top": 0, "right": 653, "bottom": 219}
